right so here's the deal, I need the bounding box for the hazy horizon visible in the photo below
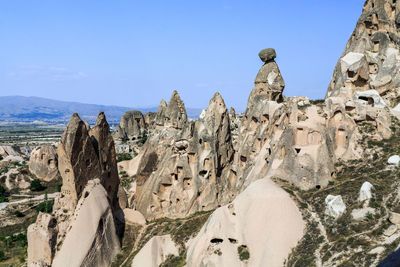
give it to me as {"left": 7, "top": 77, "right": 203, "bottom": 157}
{"left": 1, "top": 0, "right": 364, "bottom": 111}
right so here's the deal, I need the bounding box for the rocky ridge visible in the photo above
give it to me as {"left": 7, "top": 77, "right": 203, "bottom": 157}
{"left": 25, "top": 1, "right": 400, "bottom": 266}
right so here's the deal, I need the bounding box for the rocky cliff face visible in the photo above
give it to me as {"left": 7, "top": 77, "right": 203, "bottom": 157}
{"left": 327, "top": 0, "right": 400, "bottom": 108}
{"left": 27, "top": 112, "right": 122, "bottom": 267}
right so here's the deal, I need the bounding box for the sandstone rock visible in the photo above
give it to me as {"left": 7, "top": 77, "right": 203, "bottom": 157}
{"left": 186, "top": 178, "right": 304, "bottom": 267}
{"left": 353, "top": 90, "right": 387, "bottom": 108}
{"left": 88, "top": 111, "right": 120, "bottom": 208}
{"left": 27, "top": 213, "right": 58, "bottom": 267}
{"left": 113, "top": 110, "right": 146, "bottom": 141}
{"left": 389, "top": 212, "right": 400, "bottom": 225}
{"left": 134, "top": 92, "right": 234, "bottom": 219}
{"left": 56, "top": 113, "right": 102, "bottom": 210}
{"left": 258, "top": 48, "right": 276, "bottom": 62}
{"left": 29, "top": 145, "right": 58, "bottom": 182}
{"left": 326, "top": 0, "right": 400, "bottom": 106}
{"left": 368, "top": 246, "right": 385, "bottom": 255}
{"left": 388, "top": 155, "right": 400, "bottom": 165}
{"left": 131, "top": 235, "right": 178, "bottom": 267}
{"left": 52, "top": 179, "right": 120, "bottom": 267}
{"left": 360, "top": 181, "right": 373, "bottom": 201}
{"left": 384, "top": 224, "right": 398, "bottom": 237}
{"left": 29, "top": 112, "right": 122, "bottom": 267}
{"left": 249, "top": 48, "right": 285, "bottom": 104}
{"left": 123, "top": 209, "right": 146, "bottom": 225}
{"left": 325, "top": 195, "right": 346, "bottom": 219}
{"left": 155, "top": 91, "right": 187, "bottom": 129}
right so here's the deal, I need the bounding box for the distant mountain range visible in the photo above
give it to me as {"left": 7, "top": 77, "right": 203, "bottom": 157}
{"left": 0, "top": 96, "right": 202, "bottom": 124}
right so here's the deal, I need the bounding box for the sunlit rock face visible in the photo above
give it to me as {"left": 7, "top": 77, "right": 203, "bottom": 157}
{"left": 326, "top": 0, "right": 400, "bottom": 108}
{"left": 28, "top": 112, "right": 121, "bottom": 267}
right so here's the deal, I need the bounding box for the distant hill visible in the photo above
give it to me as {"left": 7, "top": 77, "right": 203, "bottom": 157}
{"left": 0, "top": 96, "right": 201, "bottom": 124}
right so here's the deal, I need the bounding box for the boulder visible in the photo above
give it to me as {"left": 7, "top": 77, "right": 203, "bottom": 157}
{"left": 389, "top": 212, "right": 400, "bottom": 225}
{"left": 359, "top": 181, "right": 373, "bottom": 202}
{"left": 131, "top": 235, "right": 179, "bottom": 267}
{"left": 258, "top": 48, "right": 276, "bottom": 62}
{"left": 325, "top": 195, "right": 346, "bottom": 219}
{"left": 388, "top": 155, "right": 400, "bottom": 165}
{"left": 123, "top": 209, "right": 146, "bottom": 225}
{"left": 29, "top": 145, "right": 58, "bottom": 182}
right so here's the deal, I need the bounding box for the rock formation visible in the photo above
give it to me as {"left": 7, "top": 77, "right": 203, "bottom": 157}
{"left": 113, "top": 110, "right": 147, "bottom": 141}
{"left": 28, "top": 111, "right": 121, "bottom": 267}
{"left": 155, "top": 90, "right": 187, "bottom": 129}
{"left": 327, "top": 0, "right": 400, "bottom": 108}
{"left": 186, "top": 178, "right": 304, "bottom": 267}
{"left": 29, "top": 145, "right": 58, "bottom": 182}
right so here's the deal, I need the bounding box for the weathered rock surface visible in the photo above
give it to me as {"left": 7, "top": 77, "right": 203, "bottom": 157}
{"left": 52, "top": 179, "right": 120, "bottom": 267}
{"left": 113, "top": 110, "right": 146, "bottom": 141}
{"left": 326, "top": 0, "right": 400, "bottom": 108}
{"left": 123, "top": 208, "right": 146, "bottom": 225}
{"left": 131, "top": 235, "right": 179, "bottom": 267}
{"left": 27, "top": 213, "right": 58, "bottom": 267}
{"left": 186, "top": 178, "right": 304, "bottom": 267}
{"left": 29, "top": 145, "right": 58, "bottom": 182}
{"left": 28, "top": 111, "right": 122, "bottom": 267}
{"left": 155, "top": 90, "right": 187, "bottom": 129}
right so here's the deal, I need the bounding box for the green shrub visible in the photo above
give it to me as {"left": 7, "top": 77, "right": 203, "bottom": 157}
{"left": 30, "top": 179, "right": 45, "bottom": 191}
{"left": 36, "top": 193, "right": 53, "bottom": 213}
{"left": 138, "top": 131, "right": 148, "bottom": 146}
{"left": 117, "top": 153, "right": 132, "bottom": 163}
{"left": 0, "top": 250, "right": 5, "bottom": 261}
{"left": 0, "top": 196, "right": 8, "bottom": 203}
{"left": 14, "top": 211, "right": 25, "bottom": 218}
{"left": 238, "top": 245, "right": 250, "bottom": 261}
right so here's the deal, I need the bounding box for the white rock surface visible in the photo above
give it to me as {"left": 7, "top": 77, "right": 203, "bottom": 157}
{"left": 368, "top": 246, "right": 385, "bottom": 255}
{"left": 384, "top": 224, "right": 398, "bottom": 237}
{"left": 341, "top": 52, "right": 365, "bottom": 72}
{"left": 131, "top": 235, "right": 179, "bottom": 267}
{"left": 185, "top": 178, "right": 305, "bottom": 267}
{"left": 123, "top": 209, "right": 146, "bottom": 225}
{"left": 388, "top": 155, "right": 400, "bottom": 165}
{"left": 359, "top": 182, "right": 373, "bottom": 202}
{"left": 52, "top": 180, "right": 120, "bottom": 267}
{"left": 325, "top": 195, "right": 346, "bottom": 219}
{"left": 353, "top": 90, "right": 386, "bottom": 109}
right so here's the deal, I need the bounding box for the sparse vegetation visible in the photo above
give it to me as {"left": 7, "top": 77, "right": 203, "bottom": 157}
{"left": 30, "top": 179, "right": 46, "bottom": 192}
{"left": 36, "top": 193, "right": 53, "bottom": 213}
{"left": 284, "top": 118, "right": 400, "bottom": 265}
{"left": 117, "top": 153, "right": 133, "bottom": 163}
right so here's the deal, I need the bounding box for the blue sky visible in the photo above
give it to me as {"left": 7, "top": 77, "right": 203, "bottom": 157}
{"left": 0, "top": 0, "right": 364, "bottom": 111}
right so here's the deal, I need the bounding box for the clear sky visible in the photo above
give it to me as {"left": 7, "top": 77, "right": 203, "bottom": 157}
{"left": 0, "top": 0, "right": 365, "bottom": 111}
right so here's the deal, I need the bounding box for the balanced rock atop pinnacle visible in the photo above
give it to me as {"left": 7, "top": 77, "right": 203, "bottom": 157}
{"left": 258, "top": 48, "right": 276, "bottom": 62}
{"left": 245, "top": 48, "right": 285, "bottom": 118}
